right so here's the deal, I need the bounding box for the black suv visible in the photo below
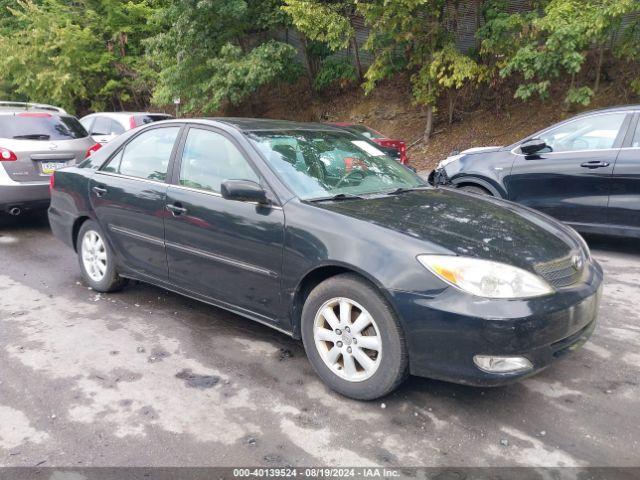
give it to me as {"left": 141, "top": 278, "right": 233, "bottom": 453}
{"left": 430, "top": 105, "right": 640, "bottom": 238}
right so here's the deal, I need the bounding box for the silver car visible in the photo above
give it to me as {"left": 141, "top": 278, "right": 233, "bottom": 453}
{"left": 0, "top": 102, "right": 98, "bottom": 215}
{"left": 79, "top": 112, "right": 173, "bottom": 145}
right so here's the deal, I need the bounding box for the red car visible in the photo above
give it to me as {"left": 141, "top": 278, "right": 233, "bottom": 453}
{"left": 330, "top": 123, "right": 408, "bottom": 165}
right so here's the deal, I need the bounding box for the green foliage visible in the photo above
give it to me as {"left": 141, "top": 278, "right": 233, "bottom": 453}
{"left": 0, "top": 0, "right": 159, "bottom": 113}
{"left": 147, "top": 0, "right": 302, "bottom": 113}
{"left": 283, "top": 0, "right": 354, "bottom": 51}
{"left": 313, "top": 57, "right": 358, "bottom": 91}
{"left": 498, "top": 0, "right": 638, "bottom": 105}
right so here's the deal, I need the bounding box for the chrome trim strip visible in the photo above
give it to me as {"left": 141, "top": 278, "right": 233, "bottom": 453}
{"left": 171, "top": 183, "right": 222, "bottom": 197}
{"left": 108, "top": 224, "right": 165, "bottom": 247}
{"left": 165, "top": 241, "right": 278, "bottom": 278}
{"left": 95, "top": 170, "right": 167, "bottom": 186}
{"left": 169, "top": 183, "right": 284, "bottom": 210}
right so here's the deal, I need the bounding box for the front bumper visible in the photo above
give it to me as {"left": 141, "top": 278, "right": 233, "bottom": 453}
{"left": 390, "top": 261, "right": 603, "bottom": 386}
{"left": 428, "top": 167, "right": 449, "bottom": 186}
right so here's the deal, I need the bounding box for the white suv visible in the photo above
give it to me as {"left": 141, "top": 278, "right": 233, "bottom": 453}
{"left": 80, "top": 112, "right": 173, "bottom": 144}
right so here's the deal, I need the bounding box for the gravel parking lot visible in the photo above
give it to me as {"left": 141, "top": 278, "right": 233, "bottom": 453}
{"left": 0, "top": 212, "right": 638, "bottom": 468}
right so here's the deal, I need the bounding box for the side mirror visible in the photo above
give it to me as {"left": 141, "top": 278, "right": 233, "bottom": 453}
{"left": 520, "top": 138, "right": 548, "bottom": 156}
{"left": 221, "top": 179, "right": 268, "bottom": 204}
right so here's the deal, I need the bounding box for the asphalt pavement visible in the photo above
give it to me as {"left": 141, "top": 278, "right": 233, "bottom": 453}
{"left": 0, "top": 211, "right": 638, "bottom": 467}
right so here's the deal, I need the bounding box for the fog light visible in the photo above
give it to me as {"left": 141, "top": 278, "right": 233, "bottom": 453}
{"left": 473, "top": 355, "right": 533, "bottom": 373}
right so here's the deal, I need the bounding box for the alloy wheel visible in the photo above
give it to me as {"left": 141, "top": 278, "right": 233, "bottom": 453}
{"left": 81, "top": 230, "right": 108, "bottom": 282}
{"left": 313, "top": 297, "right": 382, "bottom": 382}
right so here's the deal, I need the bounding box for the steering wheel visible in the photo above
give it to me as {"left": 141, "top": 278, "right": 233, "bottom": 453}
{"left": 335, "top": 169, "right": 366, "bottom": 189}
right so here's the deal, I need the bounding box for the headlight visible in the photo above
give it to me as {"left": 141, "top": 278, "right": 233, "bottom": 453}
{"left": 436, "top": 154, "right": 462, "bottom": 170}
{"left": 571, "top": 228, "right": 591, "bottom": 261}
{"left": 417, "top": 255, "right": 554, "bottom": 299}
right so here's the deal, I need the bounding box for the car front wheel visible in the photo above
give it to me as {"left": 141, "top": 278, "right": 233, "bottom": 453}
{"left": 301, "top": 274, "right": 408, "bottom": 400}
{"left": 77, "top": 220, "right": 128, "bottom": 292}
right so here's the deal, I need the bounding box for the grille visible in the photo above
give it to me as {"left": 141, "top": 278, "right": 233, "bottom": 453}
{"left": 534, "top": 253, "right": 584, "bottom": 288}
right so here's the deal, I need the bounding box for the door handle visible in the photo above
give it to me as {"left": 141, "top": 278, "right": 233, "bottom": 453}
{"left": 580, "top": 161, "right": 610, "bottom": 169}
{"left": 166, "top": 203, "right": 187, "bottom": 216}
{"left": 92, "top": 186, "right": 107, "bottom": 197}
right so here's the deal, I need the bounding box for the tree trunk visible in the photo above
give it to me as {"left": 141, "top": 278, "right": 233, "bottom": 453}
{"left": 424, "top": 105, "right": 434, "bottom": 142}
{"left": 448, "top": 91, "right": 456, "bottom": 124}
{"left": 594, "top": 45, "right": 604, "bottom": 94}
{"left": 351, "top": 35, "right": 363, "bottom": 82}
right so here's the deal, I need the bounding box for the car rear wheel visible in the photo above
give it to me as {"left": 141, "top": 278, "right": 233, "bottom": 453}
{"left": 77, "top": 220, "right": 128, "bottom": 292}
{"left": 458, "top": 184, "right": 491, "bottom": 196}
{"left": 301, "top": 274, "right": 408, "bottom": 400}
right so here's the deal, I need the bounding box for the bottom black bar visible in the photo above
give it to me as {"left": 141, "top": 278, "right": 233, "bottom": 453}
{"left": 0, "top": 467, "right": 638, "bottom": 480}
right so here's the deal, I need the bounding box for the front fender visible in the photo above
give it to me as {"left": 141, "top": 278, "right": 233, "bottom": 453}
{"left": 449, "top": 173, "right": 507, "bottom": 198}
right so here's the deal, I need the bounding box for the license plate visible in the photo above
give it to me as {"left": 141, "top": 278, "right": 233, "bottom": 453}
{"left": 41, "top": 162, "right": 66, "bottom": 174}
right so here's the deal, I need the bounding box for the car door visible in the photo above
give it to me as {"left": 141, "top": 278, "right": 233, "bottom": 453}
{"left": 164, "top": 126, "right": 285, "bottom": 323}
{"left": 89, "top": 125, "right": 182, "bottom": 281}
{"left": 505, "top": 112, "right": 631, "bottom": 225}
{"left": 608, "top": 112, "right": 640, "bottom": 232}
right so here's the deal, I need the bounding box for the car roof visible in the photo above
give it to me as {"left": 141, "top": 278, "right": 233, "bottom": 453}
{"left": 202, "top": 117, "right": 350, "bottom": 133}
{"left": 572, "top": 104, "right": 640, "bottom": 117}
{"left": 82, "top": 111, "right": 172, "bottom": 118}
{"left": 0, "top": 101, "right": 67, "bottom": 114}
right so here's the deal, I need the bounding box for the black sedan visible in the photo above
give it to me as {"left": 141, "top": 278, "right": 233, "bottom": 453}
{"left": 49, "top": 118, "right": 602, "bottom": 400}
{"left": 430, "top": 105, "right": 640, "bottom": 238}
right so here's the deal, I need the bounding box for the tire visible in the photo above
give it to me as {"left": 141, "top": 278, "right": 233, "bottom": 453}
{"left": 77, "top": 220, "right": 128, "bottom": 292}
{"left": 458, "top": 184, "right": 491, "bottom": 196}
{"left": 301, "top": 273, "right": 408, "bottom": 400}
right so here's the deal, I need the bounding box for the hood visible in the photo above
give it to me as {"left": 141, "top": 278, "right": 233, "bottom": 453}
{"left": 460, "top": 146, "right": 502, "bottom": 155}
{"left": 315, "top": 189, "right": 580, "bottom": 271}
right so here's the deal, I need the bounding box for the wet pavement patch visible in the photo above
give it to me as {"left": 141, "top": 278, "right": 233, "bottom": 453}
{"left": 147, "top": 348, "right": 171, "bottom": 363}
{"left": 278, "top": 348, "right": 293, "bottom": 361}
{"left": 175, "top": 369, "right": 220, "bottom": 389}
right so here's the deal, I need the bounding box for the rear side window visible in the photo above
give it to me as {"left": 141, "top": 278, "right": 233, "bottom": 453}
{"left": 0, "top": 114, "right": 88, "bottom": 140}
{"left": 102, "top": 127, "right": 180, "bottom": 181}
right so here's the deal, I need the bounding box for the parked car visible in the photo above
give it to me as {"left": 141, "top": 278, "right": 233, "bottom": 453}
{"left": 0, "top": 102, "right": 100, "bottom": 216}
{"left": 49, "top": 119, "right": 601, "bottom": 400}
{"left": 80, "top": 112, "right": 173, "bottom": 145}
{"left": 430, "top": 105, "right": 640, "bottom": 238}
{"left": 330, "top": 122, "right": 409, "bottom": 165}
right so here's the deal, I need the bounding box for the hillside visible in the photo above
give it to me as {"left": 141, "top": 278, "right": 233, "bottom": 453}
{"left": 225, "top": 75, "right": 638, "bottom": 172}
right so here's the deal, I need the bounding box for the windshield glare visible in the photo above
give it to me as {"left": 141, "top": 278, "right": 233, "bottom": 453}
{"left": 249, "top": 130, "right": 424, "bottom": 200}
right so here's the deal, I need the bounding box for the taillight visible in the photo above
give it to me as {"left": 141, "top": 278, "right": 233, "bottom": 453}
{"left": 0, "top": 147, "right": 17, "bottom": 161}
{"left": 49, "top": 172, "right": 55, "bottom": 192}
{"left": 129, "top": 116, "right": 136, "bottom": 129}
{"left": 85, "top": 143, "right": 102, "bottom": 158}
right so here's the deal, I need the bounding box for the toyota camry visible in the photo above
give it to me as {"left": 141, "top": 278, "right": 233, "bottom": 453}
{"left": 48, "top": 118, "right": 603, "bottom": 400}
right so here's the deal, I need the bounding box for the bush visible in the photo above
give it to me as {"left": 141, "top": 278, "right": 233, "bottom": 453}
{"left": 313, "top": 57, "right": 358, "bottom": 91}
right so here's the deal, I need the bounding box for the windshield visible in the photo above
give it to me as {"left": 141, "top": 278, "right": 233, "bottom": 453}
{"left": 345, "top": 124, "right": 385, "bottom": 139}
{"left": 248, "top": 129, "right": 424, "bottom": 200}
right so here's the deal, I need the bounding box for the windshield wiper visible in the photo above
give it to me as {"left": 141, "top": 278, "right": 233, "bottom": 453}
{"left": 307, "top": 193, "right": 365, "bottom": 202}
{"left": 386, "top": 186, "right": 429, "bottom": 195}
{"left": 13, "top": 134, "right": 51, "bottom": 140}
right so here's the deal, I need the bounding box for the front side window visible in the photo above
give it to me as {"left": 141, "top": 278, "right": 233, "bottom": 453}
{"left": 102, "top": 127, "right": 180, "bottom": 181}
{"left": 538, "top": 113, "right": 627, "bottom": 153}
{"left": 248, "top": 129, "right": 423, "bottom": 200}
{"left": 179, "top": 128, "right": 259, "bottom": 193}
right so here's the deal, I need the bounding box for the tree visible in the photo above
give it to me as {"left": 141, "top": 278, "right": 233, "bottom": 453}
{"left": 499, "top": 0, "right": 638, "bottom": 107}
{"left": 146, "top": 0, "right": 302, "bottom": 113}
{"left": 0, "top": 0, "right": 161, "bottom": 113}
{"left": 283, "top": 0, "right": 364, "bottom": 82}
